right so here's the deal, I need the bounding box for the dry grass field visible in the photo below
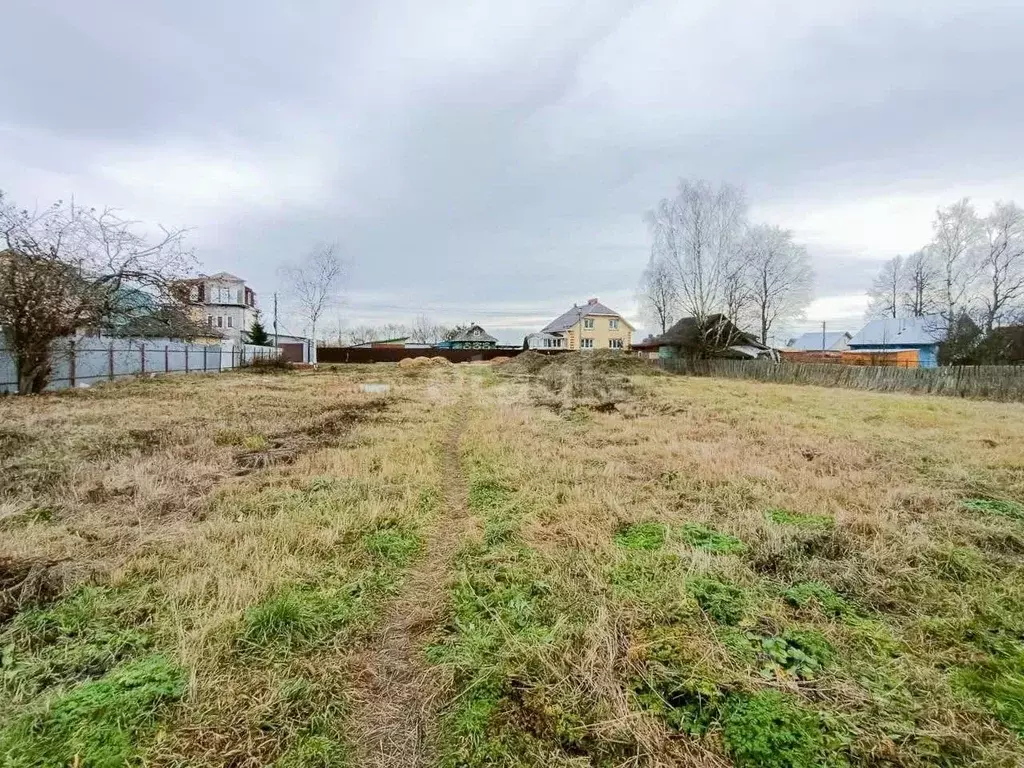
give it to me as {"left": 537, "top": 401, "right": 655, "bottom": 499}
{"left": 2, "top": 356, "right": 1023, "bottom": 767}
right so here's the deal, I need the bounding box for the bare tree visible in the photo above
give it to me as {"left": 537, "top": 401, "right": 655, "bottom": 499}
{"left": 281, "top": 242, "right": 344, "bottom": 364}
{"left": 0, "top": 193, "right": 194, "bottom": 394}
{"left": 409, "top": 314, "right": 444, "bottom": 345}
{"left": 866, "top": 255, "right": 904, "bottom": 319}
{"left": 637, "top": 251, "right": 677, "bottom": 334}
{"left": 931, "top": 198, "right": 984, "bottom": 321}
{"left": 742, "top": 224, "right": 813, "bottom": 345}
{"left": 979, "top": 201, "right": 1024, "bottom": 332}
{"left": 646, "top": 179, "right": 748, "bottom": 351}
{"left": 900, "top": 248, "right": 939, "bottom": 317}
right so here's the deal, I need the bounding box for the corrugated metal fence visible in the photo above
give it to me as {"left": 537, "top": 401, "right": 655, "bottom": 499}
{"left": 1, "top": 338, "right": 280, "bottom": 394}
{"left": 660, "top": 358, "right": 1024, "bottom": 402}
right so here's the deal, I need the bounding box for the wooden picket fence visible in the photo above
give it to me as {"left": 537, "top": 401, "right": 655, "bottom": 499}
{"left": 659, "top": 358, "right": 1024, "bottom": 402}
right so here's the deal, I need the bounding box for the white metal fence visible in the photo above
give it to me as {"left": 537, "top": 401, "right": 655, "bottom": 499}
{"left": 0, "top": 337, "right": 280, "bottom": 394}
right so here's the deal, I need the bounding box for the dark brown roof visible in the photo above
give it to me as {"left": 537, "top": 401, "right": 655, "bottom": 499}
{"left": 651, "top": 314, "right": 766, "bottom": 350}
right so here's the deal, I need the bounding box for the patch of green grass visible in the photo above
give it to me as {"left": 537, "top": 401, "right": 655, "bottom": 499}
{"left": 783, "top": 581, "right": 855, "bottom": 617}
{"left": 614, "top": 521, "right": 666, "bottom": 551}
{"left": 758, "top": 629, "right": 835, "bottom": 679}
{"left": 609, "top": 552, "right": 685, "bottom": 613}
{"left": 239, "top": 579, "right": 380, "bottom": 655}
{"left": 467, "top": 477, "right": 512, "bottom": 512}
{"left": 766, "top": 508, "right": 834, "bottom": 528}
{"left": 722, "top": 690, "right": 848, "bottom": 768}
{"left": 687, "top": 576, "right": 747, "bottom": 625}
{"left": 362, "top": 522, "right": 421, "bottom": 568}
{"left": 1, "top": 585, "right": 156, "bottom": 703}
{"left": 274, "top": 733, "right": 349, "bottom": 767}
{"left": 952, "top": 643, "right": 1024, "bottom": 736}
{"left": 679, "top": 522, "right": 746, "bottom": 554}
{"left": 0, "top": 655, "right": 185, "bottom": 768}
{"left": 962, "top": 498, "right": 1024, "bottom": 522}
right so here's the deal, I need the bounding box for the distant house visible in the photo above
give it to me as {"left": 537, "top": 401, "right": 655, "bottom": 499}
{"left": 636, "top": 314, "right": 775, "bottom": 360}
{"left": 175, "top": 272, "right": 258, "bottom": 343}
{"left": 527, "top": 298, "right": 633, "bottom": 351}
{"left": 352, "top": 336, "right": 414, "bottom": 348}
{"left": 846, "top": 315, "right": 947, "bottom": 368}
{"left": 787, "top": 331, "right": 852, "bottom": 352}
{"left": 437, "top": 324, "right": 498, "bottom": 349}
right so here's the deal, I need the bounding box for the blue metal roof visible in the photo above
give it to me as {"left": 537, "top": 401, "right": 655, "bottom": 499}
{"left": 849, "top": 315, "right": 945, "bottom": 347}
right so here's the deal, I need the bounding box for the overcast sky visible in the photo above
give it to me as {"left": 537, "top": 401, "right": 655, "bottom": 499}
{"left": 3, "top": 1, "right": 1022, "bottom": 344}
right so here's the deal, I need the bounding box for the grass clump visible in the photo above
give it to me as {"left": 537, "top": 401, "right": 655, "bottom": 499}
{"left": 274, "top": 734, "right": 348, "bottom": 767}
{"left": 758, "top": 629, "right": 835, "bottom": 679}
{"left": 240, "top": 580, "right": 375, "bottom": 654}
{"left": 962, "top": 497, "right": 1024, "bottom": 521}
{"left": 722, "top": 690, "right": 848, "bottom": 768}
{"left": 679, "top": 522, "right": 746, "bottom": 554}
{"left": 0, "top": 654, "right": 185, "bottom": 767}
{"left": 1, "top": 585, "right": 156, "bottom": 703}
{"left": 687, "top": 576, "right": 747, "bottom": 625}
{"left": 952, "top": 644, "right": 1024, "bottom": 736}
{"left": 614, "top": 521, "right": 666, "bottom": 551}
{"left": 362, "top": 522, "right": 421, "bottom": 568}
{"left": 766, "top": 508, "right": 834, "bottom": 528}
{"left": 783, "top": 581, "right": 854, "bottom": 617}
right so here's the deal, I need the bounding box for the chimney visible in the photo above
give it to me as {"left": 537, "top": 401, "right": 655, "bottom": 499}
{"left": 587, "top": 297, "right": 598, "bottom": 304}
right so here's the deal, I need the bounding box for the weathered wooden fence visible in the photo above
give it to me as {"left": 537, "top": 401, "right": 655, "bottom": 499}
{"left": 660, "top": 358, "right": 1024, "bottom": 402}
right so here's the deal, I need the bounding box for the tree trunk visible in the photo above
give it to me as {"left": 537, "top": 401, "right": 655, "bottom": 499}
{"left": 16, "top": 348, "right": 52, "bottom": 395}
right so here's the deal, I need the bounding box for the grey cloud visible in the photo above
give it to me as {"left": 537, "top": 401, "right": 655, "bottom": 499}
{"left": 2, "top": 1, "right": 1022, "bottom": 343}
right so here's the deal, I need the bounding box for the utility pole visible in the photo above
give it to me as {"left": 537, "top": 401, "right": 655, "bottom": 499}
{"left": 821, "top": 321, "right": 826, "bottom": 352}
{"left": 273, "top": 293, "right": 279, "bottom": 347}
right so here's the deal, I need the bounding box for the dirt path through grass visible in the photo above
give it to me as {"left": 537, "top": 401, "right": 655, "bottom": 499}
{"left": 349, "top": 388, "right": 475, "bottom": 767}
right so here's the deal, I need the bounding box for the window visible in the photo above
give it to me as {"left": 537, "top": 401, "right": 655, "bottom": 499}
{"left": 583, "top": 318, "right": 594, "bottom": 329}
{"left": 581, "top": 338, "right": 594, "bottom": 349}
{"left": 227, "top": 316, "right": 233, "bottom": 328}
{"left": 608, "top": 338, "right": 623, "bottom": 349}
{"left": 217, "top": 316, "right": 223, "bottom": 328}
{"left": 237, "top": 289, "right": 243, "bottom": 304}
{"left": 207, "top": 315, "right": 213, "bottom": 326}
{"left": 609, "top": 318, "right": 619, "bottom": 329}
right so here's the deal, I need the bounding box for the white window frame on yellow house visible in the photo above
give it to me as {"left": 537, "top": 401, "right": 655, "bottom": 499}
{"left": 609, "top": 318, "right": 619, "bottom": 329}
{"left": 608, "top": 338, "right": 623, "bottom": 349}
{"left": 583, "top": 318, "right": 595, "bottom": 329}
{"left": 581, "top": 338, "right": 594, "bottom": 349}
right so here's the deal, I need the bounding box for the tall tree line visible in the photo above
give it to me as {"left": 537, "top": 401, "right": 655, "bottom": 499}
{"left": 866, "top": 199, "right": 1024, "bottom": 332}
{"left": 638, "top": 179, "right": 814, "bottom": 345}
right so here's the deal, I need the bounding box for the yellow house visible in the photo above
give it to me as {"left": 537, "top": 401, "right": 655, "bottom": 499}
{"left": 529, "top": 298, "right": 634, "bottom": 351}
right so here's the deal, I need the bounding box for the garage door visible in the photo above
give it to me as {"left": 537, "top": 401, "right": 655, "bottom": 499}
{"left": 278, "top": 343, "right": 304, "bottom": 363}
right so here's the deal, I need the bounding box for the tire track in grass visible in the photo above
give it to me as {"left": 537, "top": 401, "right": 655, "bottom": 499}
{"left": 349, "top": 386, "right": 476, "bottom": 767}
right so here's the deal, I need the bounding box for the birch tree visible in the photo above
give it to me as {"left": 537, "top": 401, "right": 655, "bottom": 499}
{"left": 637, "top": 251, "right": 677, "bottom": 335}
{"left": 901, "top": 248, "right": 939, "bottom": 317}
{"left": 979, "top": 201, "right": 1024, "bottom": 332}
{"left": 866, "top": 255, "right": 904, "bottom": 319}
{"left": 742, "top": 224, "right": 814, "bottom": 345}
{"left": 281, "top": 242, "right": 344, "bottom": 364}
{"left": 931, "top": 199, "right": 984, "bottom": 321}
{"left": 646, "top": 179, "right": 747, "bottom": 349}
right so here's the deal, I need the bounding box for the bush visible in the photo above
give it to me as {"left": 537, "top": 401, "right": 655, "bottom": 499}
{"left": 246, "top": 356, "right": 295, "bottom": 374}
